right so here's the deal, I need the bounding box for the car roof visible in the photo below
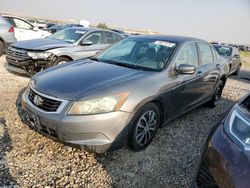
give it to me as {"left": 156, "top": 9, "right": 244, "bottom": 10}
{"left": 63, "top": 27, "right": 124, "bottom": 37}
{"left": 128, "top": 34, "right": 206, "bottom": 44}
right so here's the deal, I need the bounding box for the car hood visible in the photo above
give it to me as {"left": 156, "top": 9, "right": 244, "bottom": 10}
{"left": 32, "top": 60, "right": 145, "bottom": 100}
{"left": 11, "top": 38, "right": 73, "bottom": 50}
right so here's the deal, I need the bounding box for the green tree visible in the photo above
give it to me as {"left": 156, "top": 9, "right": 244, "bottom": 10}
{"left": 96, "top": 23, "right": 109, "bottom": 29}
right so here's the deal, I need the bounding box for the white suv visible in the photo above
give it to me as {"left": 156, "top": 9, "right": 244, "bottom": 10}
{"left": 2, "top": 15, "right": 50, "bottom": 41}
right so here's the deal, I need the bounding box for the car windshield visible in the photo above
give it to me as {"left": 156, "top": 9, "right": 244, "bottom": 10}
{"left": 96, "top": 38, "right": 177, "bottom": 71}
{"left": 213, "top": 45, "right": 232, "bottom": 56}
{"left": 47, "top": 28, "right": 87, "bottom": 43}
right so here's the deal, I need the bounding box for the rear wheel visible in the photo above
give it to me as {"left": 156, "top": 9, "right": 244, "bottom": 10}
{"left": 0, "top": 41, "right": 4, "bottom": 57}
{"left": 207, "top": 81, "right": 224, "bottom": 108}
{"left": 129, "top": 103, "right": 160, "bottom": 151}
{"left": 51, "top": 56, "right": 71, "bottom": 66}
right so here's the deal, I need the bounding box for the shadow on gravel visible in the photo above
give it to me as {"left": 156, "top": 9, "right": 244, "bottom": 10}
{"left": 15, "top": 88, "right": 26, "bottom": 122}
{"left": 96, "top": 97, "right": 236, "bottom": 187}
{"left": 0, "top": 117, "right": 16, "bottom": 186}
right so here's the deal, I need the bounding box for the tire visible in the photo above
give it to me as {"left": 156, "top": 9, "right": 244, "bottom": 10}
{"left": 207, "top": 81, "right": 224, "bottom": 108}
{"left": 232, "top": 64, "right": 241, "bottom": 76}
{"left": 51, "top": 56, "right": 71, "bottom": 67}
{"left": 128, "top": 102, "right": 160, "bottom": 151}
{"left": 0, "top": 41, "right": 4, "bottom": 57}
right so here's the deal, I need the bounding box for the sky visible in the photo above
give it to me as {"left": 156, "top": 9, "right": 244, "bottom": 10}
{"left": 0, "top": 0, "right": 250, "bottom": 44}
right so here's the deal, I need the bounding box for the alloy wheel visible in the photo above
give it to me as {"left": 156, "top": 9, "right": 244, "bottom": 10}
{"left": 135, "top": 110, "right": 158, "bottom": 146}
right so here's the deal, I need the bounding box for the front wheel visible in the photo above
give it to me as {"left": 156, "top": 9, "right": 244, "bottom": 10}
{"left": 207, "top": 81, "right": 224, "bottom": 108}
{"left": 51, "top": 56, "right": 71, "bottom": 67}
{"left": 129, "top": 103, "right": 160, "bottom": 151}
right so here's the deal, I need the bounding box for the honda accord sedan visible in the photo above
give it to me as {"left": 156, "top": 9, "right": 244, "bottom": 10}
{"left": 21, "top": 35, "right": 229, "bottom": 153}
{"left": 194, "top": 92, "right": 250, "bottom": 188}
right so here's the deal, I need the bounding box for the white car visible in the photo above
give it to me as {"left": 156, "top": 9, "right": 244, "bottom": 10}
{"left": 2, "top": 15, "right": 50, "bottom": 41}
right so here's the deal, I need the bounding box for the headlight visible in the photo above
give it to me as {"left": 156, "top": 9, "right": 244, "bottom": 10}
{"left": 68, "top": 92, "right": 129, "bottom": 115}
{"left": 225, "top": 108, "right": 250, "bottom": 150}
{"left": 27, "top": 52, "right": 52, "bottom": 59}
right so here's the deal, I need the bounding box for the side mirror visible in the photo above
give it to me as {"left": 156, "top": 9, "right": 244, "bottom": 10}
{"left": 233, "top": 54, "right": 240, "bottom": 58}
{"left": 176, "top": 64, "right": 196, "bottom": 74}
{"left": 81, "top": 40, "right": 93, "bottom": 46}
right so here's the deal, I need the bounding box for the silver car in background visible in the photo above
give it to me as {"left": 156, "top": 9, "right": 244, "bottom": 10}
{"left": 5, "top": 27, "right": 124, "bottom": 76}
{"left": 0, "top": 15, "right": 16, "bottom": 56}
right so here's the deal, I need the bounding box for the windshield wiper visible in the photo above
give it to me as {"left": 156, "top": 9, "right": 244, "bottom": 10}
{"left": 110, "top": 61, "right": 139, "bottom": 69}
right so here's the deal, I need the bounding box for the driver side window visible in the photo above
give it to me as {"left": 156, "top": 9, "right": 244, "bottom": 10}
{"left": 175, "top": 42, "right": 199, "bottom": 67}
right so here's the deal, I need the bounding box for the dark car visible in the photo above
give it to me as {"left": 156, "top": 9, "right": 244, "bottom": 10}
{"left": 5, "top": 27, "right": 123, "bottom": 76}
{"left": 213, "top": 44, "right": 241, "bottom": 75}
{"left": 194, "top": 92, "right": 250, "bottom": 188}
{"left": 21, "top": 35, "right": 229, "bottom": 153}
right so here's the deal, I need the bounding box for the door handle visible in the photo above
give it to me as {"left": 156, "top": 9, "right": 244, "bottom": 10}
{"left": 197, "top": 71, "right": 203, "bottom": 76}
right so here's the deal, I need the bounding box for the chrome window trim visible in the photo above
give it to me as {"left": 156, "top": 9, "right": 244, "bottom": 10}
{"left": 26, "top": 85, "right": 69, "bottom": 114}
{"left": 229, "top": 108, "right": 250, "bottom": 151}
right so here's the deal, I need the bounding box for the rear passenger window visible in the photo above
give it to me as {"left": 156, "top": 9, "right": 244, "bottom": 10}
{"left": 175, "top": 42, "right": 199, "bottom": 67}
{"left": 198, "top": 43, "right": 214, "bottom": 64}
{"left": 106, "top": 32, "right": 121, "bottom": 44}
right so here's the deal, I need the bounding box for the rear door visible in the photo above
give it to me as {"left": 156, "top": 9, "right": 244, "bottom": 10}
{"left": 196, "top": 42, "right": 220, "bottom": 100}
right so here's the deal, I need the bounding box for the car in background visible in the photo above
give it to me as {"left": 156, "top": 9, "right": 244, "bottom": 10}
{"left": 239, "top": 45, "right": 248, "bottom": 51}
{"left": 0, "top": 16, "right": 17, "bottom": 57}
{"left": 2, "top": 15, "right": 50, "bottom": 41}
{"left": 5, "top": 27, "right": 123, "bottom": 76}
{"left": 111, "top": 29, "right": 130, "bottom": 37}
{"left": 27, "top": 19, "right": 48, "bottom": 29}
{"left": 45, "top": 24, "right": 84, "bottom": 34}
{"left": 21, "top": 35, "right": 229, "bottom": 153}
{"left": 194, "top": 92, "right": 250, "bottom": 188}
{"left": 213, "top": 44, "right": 241, "bottom": 75}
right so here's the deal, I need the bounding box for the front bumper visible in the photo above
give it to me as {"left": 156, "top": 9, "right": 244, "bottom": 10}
{"left": 197, "top": 124, "right": 250, "bottom": 188}
{"left": 5, "top": 58, "right": 52, "bottom": 77}
{"left": 21, "top": 92, "right": 133, "bottom": 153}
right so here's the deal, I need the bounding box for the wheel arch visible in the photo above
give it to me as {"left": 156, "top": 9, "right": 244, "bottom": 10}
{"left": 0, "top": 37, "right": 6, "bottom": 48}
{"left": 131, "top": 96, "right": 167, "bottom": 127}
{"left": 220, "top": 75, "right": 227, "bottom": 88}
{"left": 56, "top": 55, "right": 73, "bottom": 61}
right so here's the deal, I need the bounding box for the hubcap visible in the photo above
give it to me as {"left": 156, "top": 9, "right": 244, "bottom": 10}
{"left": 135, "top": 111, "right": 157, "bottom": 146}
{"left": 58, "top": 60, "right": 67, "bottom": 65}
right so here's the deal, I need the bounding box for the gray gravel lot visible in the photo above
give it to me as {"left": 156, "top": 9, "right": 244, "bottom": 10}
{"left": 0, "top": 55, "right": 249, "bottom": 187}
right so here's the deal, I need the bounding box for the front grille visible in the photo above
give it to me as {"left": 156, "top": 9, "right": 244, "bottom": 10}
{"left": 196, "top": 162, "right": 218, "bottom": 187}
{"left": 6, "top": 47, "right": 29, "bottom": 60}
{"left": 40, "top": 124, "right": 57, "bottom": 138}
{"left": 28, "top": 88, "right": 62, "bottom": 112}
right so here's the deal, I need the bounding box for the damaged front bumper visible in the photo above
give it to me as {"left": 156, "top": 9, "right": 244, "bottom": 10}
{"left": 5, "top": 48, "right": 56, "bottom": 77}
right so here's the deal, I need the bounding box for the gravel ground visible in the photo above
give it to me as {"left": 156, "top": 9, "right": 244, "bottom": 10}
{"left": 0, "top": 55, "right": 249, "bottom": 188}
